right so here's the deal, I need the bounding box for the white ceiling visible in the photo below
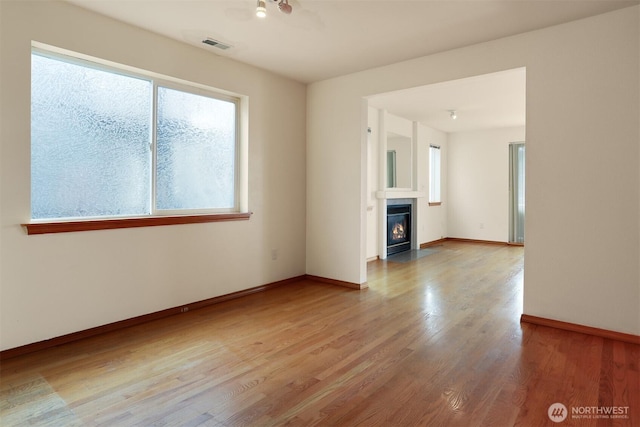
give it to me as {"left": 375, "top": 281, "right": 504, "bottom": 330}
{"left": 67, "top": 0, "right": 637, "bottom": 84}
{"left": 66, "top": 0, "right": 636, "bottom": 133}
{"left": 368, "top": 67, "right": 526, "bottom": 133}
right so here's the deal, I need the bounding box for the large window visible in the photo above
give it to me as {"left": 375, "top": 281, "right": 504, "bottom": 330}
{"left": 31, "top": 49, "right": 240, "bottom": 223}
{"left": 429, "top": 144, "right": 441, "bottom": 205}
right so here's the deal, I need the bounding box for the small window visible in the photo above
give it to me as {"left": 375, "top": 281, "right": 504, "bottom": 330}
{"left": 31, "top": 49, "right": 241, "bottom": 221}
{"left": 429, "top": 145, "right": 441, "bottom": 205}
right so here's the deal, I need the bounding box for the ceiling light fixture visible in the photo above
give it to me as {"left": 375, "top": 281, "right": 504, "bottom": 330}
{"left": 256, "top": 0, "right": 293, "bottom": 18}
{"left": 256, "top": 0, "right": 267, "bottom": 18}
{"left": 278, "top": 0, "right": 292, "bottom": 14}
{"left": 449, "top": 110, "right": 457, "bottom": 120}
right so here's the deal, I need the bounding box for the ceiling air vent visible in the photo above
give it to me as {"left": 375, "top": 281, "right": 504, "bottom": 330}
{"left": 202, "top": 38, "right": 232, "bottom": 50}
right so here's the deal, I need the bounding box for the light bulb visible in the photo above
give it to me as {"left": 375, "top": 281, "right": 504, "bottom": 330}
{"left": 256, "top": 0, "right": 266, "bottom": 18}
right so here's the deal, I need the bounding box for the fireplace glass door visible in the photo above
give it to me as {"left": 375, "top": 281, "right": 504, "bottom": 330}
{"left": 387, "top": 204, "right": 411, "bottom": 255}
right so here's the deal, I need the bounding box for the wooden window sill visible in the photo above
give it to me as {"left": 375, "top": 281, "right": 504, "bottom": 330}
{"left": 23, "top": 212, "right": 252, "bottom": 235}
{"left": 428, "top": 202, "right": 442, "bottom": 207}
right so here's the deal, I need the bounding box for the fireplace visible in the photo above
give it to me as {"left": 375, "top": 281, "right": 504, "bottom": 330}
{"left": 387, "top": 204, "right": 411, "bottom": 255}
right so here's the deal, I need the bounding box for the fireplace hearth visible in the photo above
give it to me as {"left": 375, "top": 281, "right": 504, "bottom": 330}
{"left": 387, "top": 204, "right": 411, "bottom": 256}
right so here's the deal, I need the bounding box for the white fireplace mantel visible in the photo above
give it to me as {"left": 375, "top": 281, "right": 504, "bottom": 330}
{"left": 375, "top": 190, "right": 426, "bottom": 200}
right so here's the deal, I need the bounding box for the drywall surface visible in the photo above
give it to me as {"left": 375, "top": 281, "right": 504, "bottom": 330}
{"left": 447, "top": 127, "right": 525, "bottom": 242}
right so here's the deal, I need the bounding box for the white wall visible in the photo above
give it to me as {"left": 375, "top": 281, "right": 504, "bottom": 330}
{"left": 417, "top": 124, "right": 448, "bottom": 244}
{"left": 448, "top": 127, "right": 525, "bottom": 242}
{"left": 0, "top": 1, "right": 307, "bottom": 351}
{"left": 366, "top": 107, "right": 379, "bottom": 260}
{"left": 307, "top": 7, "right": 639, "bottom": 334}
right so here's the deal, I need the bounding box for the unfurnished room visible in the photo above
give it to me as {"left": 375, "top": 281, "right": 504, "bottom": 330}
{"left": 0, "top": 1, "right": 639, "bottom": 426}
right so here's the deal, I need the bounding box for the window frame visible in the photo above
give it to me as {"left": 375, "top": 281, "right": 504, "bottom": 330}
{"left": 152, "top": 81, "right": 241, "bottom": 216}
{"left": 428, "top": 144, "right": 442, "bottom": 206}
{"left": 25, "top": 44, "right": 249, "bottom": 234}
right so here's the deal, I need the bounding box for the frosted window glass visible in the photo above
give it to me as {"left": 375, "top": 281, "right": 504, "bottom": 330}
{"left": 31, "top": 54, "right": 152, "bottom": 219}
{"left": 156, "top": 87, "right": 236, "bottom": 210}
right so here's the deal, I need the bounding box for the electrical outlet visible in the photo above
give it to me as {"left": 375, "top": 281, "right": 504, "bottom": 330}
{"left": 479, "top": 223, "right": 485, "bottom": 229}
{"left": 271, "top": 249, "right": 278, "bottom": 261}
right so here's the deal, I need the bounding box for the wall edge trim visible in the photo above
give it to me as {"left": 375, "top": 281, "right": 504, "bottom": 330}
{"left": 521, "top": 314, "right": 640, "bottom": 345}
{"left": 0, "top": 275, "right": 306, "bottom": 360}
{"left": 305, "top": 274, "right": 367, "bottom": 290}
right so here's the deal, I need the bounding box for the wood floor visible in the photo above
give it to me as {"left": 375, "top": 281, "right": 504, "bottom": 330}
{"left": 1, "top": 241, "right": 638, "bottom": 426}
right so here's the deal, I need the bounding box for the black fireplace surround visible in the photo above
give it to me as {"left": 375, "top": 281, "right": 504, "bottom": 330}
{"left": 387, "top": 204, "right": 411, "bottom": 255}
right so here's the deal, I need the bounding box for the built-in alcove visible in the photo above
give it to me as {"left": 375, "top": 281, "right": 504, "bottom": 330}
{"left": 372, "top": 110, "right": 425, "bottom": 259}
